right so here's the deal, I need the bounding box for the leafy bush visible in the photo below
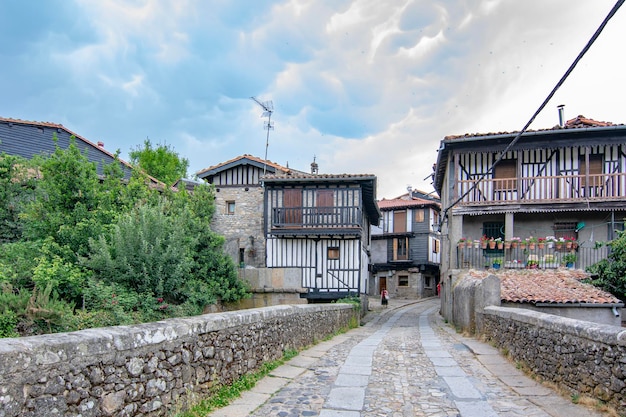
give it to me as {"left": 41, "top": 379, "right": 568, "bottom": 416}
{"left": 586, "top": 229, "right": 626, "bottom": 302}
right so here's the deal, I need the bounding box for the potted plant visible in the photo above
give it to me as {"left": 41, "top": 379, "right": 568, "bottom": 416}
{"left": 537, "top": 237, "right": 546, "bottom": 250}
{"left": 473, "top": 239, "right": 480, "bottom": 249}
{"left": 565, "top": 236, "right": 575, "bottom": 249}
{"left": 562, "top": 253, "right": 577, "bottom": 268}
{"left": 495, "top": 237, "right": 504, "bottom": 250}
{"left": 480, "top": 235, "right": 489, "bottom": 249}
{"left": 555, "top": 237, "right": 565, "bottom": 249}
{"left": 527, "top": 236, "right": 538, "bottom": 250}
{"left": 510, "top": 237, "right": 521, "bottom": 248}
{"left": 458, "top": 237, "right": 467, "bottom": 248}
{"left": 492, "top": 258, "right": 503, "bottom": 269}
{"left": 488, "top": 237, "right": 496, "bottom": 249}
{"left": 545, "top": 236, "right": 556, "bottom": 248}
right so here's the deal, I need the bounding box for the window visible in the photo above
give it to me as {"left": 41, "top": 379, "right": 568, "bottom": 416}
{"left": 393, "top": 237, "right": 408, "bottom": 260}
{"left": 432, "top": 238, "right": 439, "bottom": 253}
{"left": 284, "top": 189, "right": 303, "bottom": 224}
{"left": 328, "top": 247, "right": 340, "bottom": 260}
{"left": 398, "top": 275, "right": 409, "bottom": 287}
{"left": 425, "top": 276, "right": 433, "bottom": 289}
{"left": 316, "top": 190, "right": 334, "bottom": 214}
{"left": 431, "top": 210, "right": 439, "bottom": 231}
{"left": 226, "top": 201, "right": 235, "bottom": 215}
{"left": 414, "top": 209, "right": 424, "bottom": 222}
{"left": 579, "top": 154, "right": 604, "bottom": 187}
{"left": 393, "top": 210, "right": 407, "bottom": 233}
{"left": 553, "top": 222, "right": 578, "bottom": 241}
{"left": 494, "top": 159, "right": 517, "bottom": 191}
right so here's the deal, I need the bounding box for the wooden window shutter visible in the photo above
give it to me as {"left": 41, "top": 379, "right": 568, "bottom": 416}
{"left": 393, "top": 210, "right": 407, "bottom": 233}
{"left": 493, "top": 159, "right": 517, "bottom": 191}
{"left": 316, "top": 190, "right": 334, "bottom": 214}
{"left": 579, "top": 154, "right": 603, "bottom": 187}
{"left": 414, "top": 209, "right": 424, "bottom": 222}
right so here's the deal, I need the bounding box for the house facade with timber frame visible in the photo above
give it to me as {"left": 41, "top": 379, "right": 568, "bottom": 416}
{"left": 433, "top": 115, "right": 626, "bottom": 278}
{"left": 263, "top": 172, "right": 380, "bottom": 301}
{"left": 370, "top": 190, "right": 441, "bottom": 300}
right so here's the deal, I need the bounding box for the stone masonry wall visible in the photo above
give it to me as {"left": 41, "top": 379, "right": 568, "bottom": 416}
{"left": 212, "top": 186, "right": 265, "bottom": 268}
{"left": 482, "top": 306, "right": 626, "bottom": 415}
{"left": 0, "top": 304, "right": 356, "bottom": 417}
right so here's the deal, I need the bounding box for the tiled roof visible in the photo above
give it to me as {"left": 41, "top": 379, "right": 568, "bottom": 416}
{"left": 467, "top": 269, "right": 621, "bottom": 305}
{"left": 377, "top": 197, "right": 439, "bottom": 210}
{"left": 195, "top": 154, "right": 293, "bottom": 176}
{"left": 444, "top": 115, "right": 619, "bottom": 141}
{"left": 262, "top": 172, "right": 376, "bottom": 181}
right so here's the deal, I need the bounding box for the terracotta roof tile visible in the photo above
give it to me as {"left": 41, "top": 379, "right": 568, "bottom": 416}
{"left": 467, "top": 269, "right": 621, "bottom": 305}
{"left": 444, "top": 115, "right": 621, "bottom": 141}
{"left": 262, "top": 172, "right": 376, "bottom": 181}
{"left": 195, "top": 154, "right": 293, "bottom": 176}
{"left": 377, "top": 197, "right": 440, "bottom": 210}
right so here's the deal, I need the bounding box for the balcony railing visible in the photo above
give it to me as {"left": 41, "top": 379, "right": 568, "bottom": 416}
{"left": 457, "top": 172, "right": 626, "bottom": 205}
{"left": 271, "top": 206, "right": 362, "bottom": 230}
{"left": 455, "top": 244, "right": 607, "bottom": 271}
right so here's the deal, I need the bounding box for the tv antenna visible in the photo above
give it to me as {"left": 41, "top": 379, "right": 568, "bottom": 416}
{"left": 250, "top": 96, "right": 274, "bottom": 175}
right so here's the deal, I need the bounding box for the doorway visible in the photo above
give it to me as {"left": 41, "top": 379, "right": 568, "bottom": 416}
{"left": 379, "top": 276, "right": 387, "bottom": 294}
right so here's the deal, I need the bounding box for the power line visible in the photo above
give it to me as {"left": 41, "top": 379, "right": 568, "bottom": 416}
{"left": 440, "top": 0, "right": 625, "bottom": 228}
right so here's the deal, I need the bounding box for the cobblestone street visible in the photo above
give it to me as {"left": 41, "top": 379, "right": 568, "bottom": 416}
{"left": 209, "top": 298, "right": 607, "bottom": 417}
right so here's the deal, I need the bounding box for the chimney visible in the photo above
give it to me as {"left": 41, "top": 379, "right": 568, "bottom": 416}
{"left": 97, "top": 141, "right": 104, "bottom": 147}
{"left": 557, "top": 105, "right": 565, "bottom": 127}
{"left": 311, "top": 156, "right": 319, "bottom": 174}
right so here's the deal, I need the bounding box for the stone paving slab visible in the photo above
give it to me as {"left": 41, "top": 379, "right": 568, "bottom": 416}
{"left": 206, "top": 298, "right": 608, "bottom": 417}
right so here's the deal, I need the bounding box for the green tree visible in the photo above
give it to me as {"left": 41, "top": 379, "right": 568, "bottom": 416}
{"left": 585, "top": 229, "right": 626, "bottom": 302}
{"left": 21, "top": 137, "right": 104, "bottom": 260}
{"left": 129, "top": 139, "right": 189, "bottom": 186}
{"left": 0, "top": 153, "right": 36, "bottom": 243}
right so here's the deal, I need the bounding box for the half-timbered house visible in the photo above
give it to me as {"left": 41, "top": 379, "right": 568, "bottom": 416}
{"left": 262, "top": 172, "right": 380, "bottom": 301}
{"left": 370, "top": 189, "right": 441, "bottom": 299}
{"left": 195, "top": 154, "right": 303, "bottom": 268}
{"left": 433, "top": 115, "right": 626, "bottom": 277}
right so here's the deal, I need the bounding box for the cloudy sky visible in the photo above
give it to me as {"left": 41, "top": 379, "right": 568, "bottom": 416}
{"left": 1, "top": 1, "right": 625, "bottom": 198}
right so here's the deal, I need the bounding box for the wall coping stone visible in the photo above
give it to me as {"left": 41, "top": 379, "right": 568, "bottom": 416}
{"left": 0, "top": 304, "right": 352, "bottom": 375}
{"left": 484, "top": 305, "right": 626, "bottom": 346}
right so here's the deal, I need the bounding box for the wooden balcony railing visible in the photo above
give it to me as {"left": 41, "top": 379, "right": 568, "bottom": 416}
{"left": 271, "top": 206, "right": 362, "bottom": 230}
{"left": 457, "top": 172, "right": 626, "bottom": 205}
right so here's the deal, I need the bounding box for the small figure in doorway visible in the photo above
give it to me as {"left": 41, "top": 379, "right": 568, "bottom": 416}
{"left": 381, "top": 289, "right": 389, "bottom": 308}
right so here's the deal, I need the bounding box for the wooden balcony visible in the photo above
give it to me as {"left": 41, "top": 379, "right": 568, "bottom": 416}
{"left": 271, "top": 206, "right": 362, "bottom": 234}
{"left": 457, "top": 172, "right": 626, "bottom": 206}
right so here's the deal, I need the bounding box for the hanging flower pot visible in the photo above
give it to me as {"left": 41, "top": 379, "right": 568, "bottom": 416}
{"left": 497, "top": 242, "right": 504, "bottom": 250}
{"left": 528, "top": 243, "right": 536, "bottom": 250}
{"left": 489, "top": 241, "right": 496, "bottom": 249}
{"left": 504, "top": 241, "right": 511, "bottom": 249}
{"left": 538, "top": 243, "right": 545, "bottom": 250}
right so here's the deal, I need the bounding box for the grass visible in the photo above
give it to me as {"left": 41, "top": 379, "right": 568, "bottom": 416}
{"left": 173, "top": 307, "right": 360, "bottom": 417}
{"left": 174, "top": 349, "right": 298, "bottom": 417}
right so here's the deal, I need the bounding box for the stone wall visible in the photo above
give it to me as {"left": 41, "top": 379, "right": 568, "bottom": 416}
{"left": 482, "top": 306, "right": 626, "bottom": 415}
{"left": 212, "top": 186, "right": 265, "bottom": 268}
{"left": 0, "top": 304, "right": 357, "bottom": 417}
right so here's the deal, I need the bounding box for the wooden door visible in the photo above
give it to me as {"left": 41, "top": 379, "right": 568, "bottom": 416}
{"left": 379, "top": 277, "right": 387, "bottom": 293}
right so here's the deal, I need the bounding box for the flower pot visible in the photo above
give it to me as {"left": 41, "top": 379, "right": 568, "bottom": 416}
{"left": 504, "top": 242, "right": 511, "bottom": 249}
{"left": 492, "top": 264, "right": 501, "bottom": 270}
{"left": 511, "top": 242, "right": 518, "bottom": 249}
{"left": 538, "top": 243, "right": 545, "bottom": 250}
{"left": 528, "top": 243, "right": 536, "bottom": 250}
{"left": 556, "top": 243, "right": 563, "bottom": 249}
{"left": 481, "top": 242, "right": 488, "bottom": 249}
{"left": 473, "top": 242, "right": 479, "bottom": 249}
{"left": 566, "top": 242, "right": 573, "bottom": 249}
{"left": 497, "top": 242, "right": 504, "bottom": 250}
{"left": 488, "top": 241, "right": 496, "bottom": 249}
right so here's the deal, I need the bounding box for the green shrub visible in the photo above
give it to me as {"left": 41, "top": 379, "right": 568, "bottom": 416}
{"left": 0, "top": 310, "right": 19, "bottom": 338}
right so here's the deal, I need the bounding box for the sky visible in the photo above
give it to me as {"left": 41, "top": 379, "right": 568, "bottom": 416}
{"left": 1, "top": 1, "right": 625, "bottom": 198}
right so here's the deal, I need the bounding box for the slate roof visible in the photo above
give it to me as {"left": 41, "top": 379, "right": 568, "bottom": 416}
{"left": 467, "top": 269, "right": 622, "bottom": 305}
{"left": 0, "top": 117, "right": 164, "bottom": 187}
